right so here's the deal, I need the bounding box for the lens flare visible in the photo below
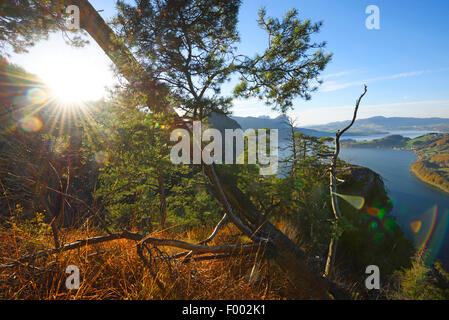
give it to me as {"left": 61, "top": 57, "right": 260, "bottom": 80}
{"left": 18, "top": 116, "right": 43, "bottom": 132}
{"left": 415, "top": 205, "right": 438, "bottom": 256}
{"left": 410, "top": 220, "right": 422, "bottom": 233}
{"left": 366, "top": 205, "right": 386, "bottom": 219}
{"left": 333, "top": 192, "right": 365, "bottom": 210}
{"left": 378, "top": 207, "right": 387, "bottom": 220}
{"left": 413, "top": 205, "right": 449, "bottom": 266}
{"left": 366, "top": 206, "right": 379, "bottom": 217}
{"left": 94, "top": 151, "right": 110, "bottom": 165}
{"left": 26, "top": 88, "right": 47, "bottom": 105}
{"left": 423, "top": 209, "right": 449, "bottom": 265}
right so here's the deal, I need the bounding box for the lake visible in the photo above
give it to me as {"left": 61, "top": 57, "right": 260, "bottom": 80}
{"left": 278, "top": 130, "right": 449, "bottom": 267}
{"left": 340, "top": 147, "right": 449, "bottom": 269}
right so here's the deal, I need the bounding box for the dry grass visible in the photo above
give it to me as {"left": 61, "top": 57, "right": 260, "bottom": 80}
{"left": 0, "top": 222, "right": 301, "bottom": 300}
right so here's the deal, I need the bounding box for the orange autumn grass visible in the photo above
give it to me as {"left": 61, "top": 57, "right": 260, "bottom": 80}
{"left": 0, "top": 221, "right": 305, "bottom": 300}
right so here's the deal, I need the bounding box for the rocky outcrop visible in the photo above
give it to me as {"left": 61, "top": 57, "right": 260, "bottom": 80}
{"left": 338, "top": 165, "right": 391, "bottom": 208}
{"left": 335, "top": 165, "right": 414, "bottom": 277}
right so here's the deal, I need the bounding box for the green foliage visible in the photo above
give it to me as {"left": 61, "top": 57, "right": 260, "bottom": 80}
{"left": 91, "top": 94, "right": 222, "bottom": 231}
{"left": 168, "top": 181, "right": 222, "bottom": 229}
{"left": 114, "top": 0, "right": 330, "bottom": 118}
{"left": 280, "top": 134, "right": 334, "bottom": 248}
{"left": 390, "top": 254, "right": 449, "bottom": 300}
{"left": 8, "top": 204, "right": 51, "bottom": 251}
{"left": 9, "top": 204, "right": 51, "bottom": 236}
{"left": 233, "top": 8, "right": 332, "bottom": 113}
{"left": 114, "top": 0, "right": 240, "bottom": 118}
{"left": 0, "top": 0, "right": 87, "bottom": 55}
{"left": 221, "top": 128, "right": 334, "bottom": 252}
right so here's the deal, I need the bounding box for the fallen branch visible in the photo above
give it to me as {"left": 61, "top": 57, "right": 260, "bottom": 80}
{"left": 141, "top": 236, "right": 257, "bottom": 255}
{"left": 172, "top": 213, "right": 229, "bottom": 261}
{"left": 0, "top": 231, "right": 259, "bottom": 270}
{"left": 0, "top": 231, "right": 142, "bottom": 270}
{"left": 181, "top": 253, "right": 235, "bottom": 263}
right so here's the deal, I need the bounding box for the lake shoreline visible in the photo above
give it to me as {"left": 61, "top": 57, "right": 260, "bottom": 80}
{"left": 339, "top": 146, "right": 449, "bottom": 270}
{"left": 410, "top": 161, "right": 449, "bottom": 195}
{"left": 341, "top": 133, "right": 449, "bottom": 195}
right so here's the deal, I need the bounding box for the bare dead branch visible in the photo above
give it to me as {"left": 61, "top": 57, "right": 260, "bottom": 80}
{"left": 181, "top": 253, "right": 235, "bottom": 263}
{"left": 199, "top": 213, "right": 228, "bottom": 245}
{"left": 324, "top": 85, "right": 368, "bottom": 279}
{"left": 140, "top": 236, "right": 258, "bottom": 255}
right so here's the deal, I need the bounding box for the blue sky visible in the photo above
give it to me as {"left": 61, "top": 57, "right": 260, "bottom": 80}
{"left": 7, "top": 0, "right": 449, "bottom": 125}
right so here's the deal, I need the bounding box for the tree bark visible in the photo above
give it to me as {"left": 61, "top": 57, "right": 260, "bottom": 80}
{"left": 208, "top": 165, "right": 329, "bottom": 298}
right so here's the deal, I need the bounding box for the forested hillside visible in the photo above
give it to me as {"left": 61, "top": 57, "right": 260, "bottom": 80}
{"left": 409, "top": 135, "right": 449, "bottom": 193}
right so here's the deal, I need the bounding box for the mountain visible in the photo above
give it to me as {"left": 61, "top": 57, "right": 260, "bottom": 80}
{"left": 230, "top": 114, "right": 344, "bottom": 139}
{"left": 305, "top": 116, "right": 449, "bottom": 134}
{"left": 208, "top": 112, "right": 242, "bottom": 132}
{"left": 218, "top": 115, "right": 449, "bottom": 142}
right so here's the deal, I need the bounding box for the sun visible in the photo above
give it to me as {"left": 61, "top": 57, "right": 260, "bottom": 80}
{"left": 48, "top": 76, "right": 89, "bottom": 104}
{"left": 37, "top": 53, "right": 111, "bottom": 104}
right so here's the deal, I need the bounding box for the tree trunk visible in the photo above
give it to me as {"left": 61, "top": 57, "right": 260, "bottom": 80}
{"left": 290, "top": 122, "right": 297, "bottom": 174}
{"left": 207, "top": 165, "right": 329, "bottom": 299}
{"left": 324, "top": 155, "right": 341, "bottom": 279}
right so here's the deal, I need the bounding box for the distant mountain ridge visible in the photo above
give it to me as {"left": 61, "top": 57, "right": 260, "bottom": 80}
{"left": 230, "top": 114, "right": 350, "bottom": 139}
{"left": 305, "top": 116, "right": 449, "bottom": 134}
